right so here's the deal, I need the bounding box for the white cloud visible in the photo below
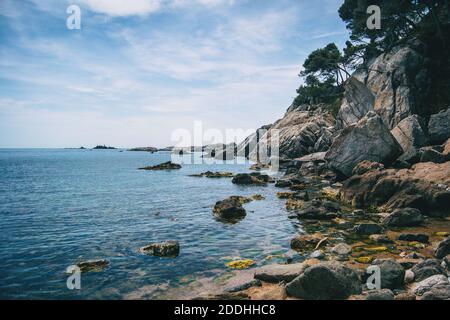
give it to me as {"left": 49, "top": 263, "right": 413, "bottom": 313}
{"left": 80, "top": 0, "right": 162, "bottom": 17}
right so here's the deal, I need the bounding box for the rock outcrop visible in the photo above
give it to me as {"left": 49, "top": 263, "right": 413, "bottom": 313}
{"left": 391, "top": 115, "right": 428, "bottom": 162}
{"left": 336, "top": 47, "right": 429, "bottom": 130}
{"left": 341, "top": 161, "right": 450, "bottom": 216}
{"left": 245, "top": 104, "right": 335, "bottom": 161}
{"left": 428, "top": 107, "right": 450, "bottom": 144}
{"left": 326, "top": 112, "right": 403, "bottom": 177}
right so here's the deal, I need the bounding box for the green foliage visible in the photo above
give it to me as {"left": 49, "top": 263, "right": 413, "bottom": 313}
{"left": 292, "top": 43, "right": 346, "bottom": 110}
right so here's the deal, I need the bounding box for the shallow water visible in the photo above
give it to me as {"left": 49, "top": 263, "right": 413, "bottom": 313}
{"left": 0, "top": 149, "right": 302, "bottom": 299}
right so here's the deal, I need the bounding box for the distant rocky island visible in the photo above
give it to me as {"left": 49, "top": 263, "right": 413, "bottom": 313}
{"left": 92, "top": 145, "right": 117, "bottom": 150}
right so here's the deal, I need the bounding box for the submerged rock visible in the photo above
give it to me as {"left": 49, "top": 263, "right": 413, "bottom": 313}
{"left": 76, "top": 259, "right": 109, "bottom": 272}
{"left": 139, "top": 161, "right": 181, "bottom": 170}
{"left": 140, "top": 241, "right": 180, "bottom": 258}
{"left": 285, "top": 262, "right": 362, "bottom": 300}
{"left": 189, "top": 171, "right": 234, "bottom": 178}
{"left": 326, "top": 112, "right": 403, "bottom": 177}
{"left": 290, "top": 234, "right": 327, "bottom": 251}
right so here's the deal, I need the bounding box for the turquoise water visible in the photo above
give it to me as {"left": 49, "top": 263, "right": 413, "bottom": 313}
{"left": 0, "top": 149, "right": 301, "bottom": 299}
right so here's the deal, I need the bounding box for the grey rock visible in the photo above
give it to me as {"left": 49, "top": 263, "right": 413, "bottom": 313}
{"left": 285, "top": 262, "right": 362, "bottom": 300}
{"left": 413, "top": 274, "right": 449, "bottom": 296}
{"left": 253, "top": 263, "right": 308, "bottom": 283}
{"left": 421, "top": 284, "right": 450, "bottom": 300}
{"left": 375, "top": 259, "right": 405, "bottom": 289}
{"left": 326, "top": 112, "right": 403, "bottom": 177}
{"left": 353, "top": 223, "right": 383, "bottom": 235}
{"left": 381, "top": 208, "right": 424, "bottom": 227}
{"left": 398, "top": 233, "right": 429, "bottom": 243}
{"left": 411, "top": 259, "right": 446, "bottom": 282}
{"left": 405, "top": 270, "right": 415, "bottom": 284}
{"left": 364, "top": 289, "right": 394, "bottom": 300}
{"left": 435, "top": 236, "right": 450, "bottom": 259}
{"left": 429, "top": 107, "right": 450, "bottom": 144}
{"left": 213, "top": 197, "right": 247, "bottom": 221}
{"left": 391, "top": 115, "right": 428, "bottom": 162}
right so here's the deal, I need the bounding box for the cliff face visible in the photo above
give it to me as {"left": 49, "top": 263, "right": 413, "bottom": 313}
{"left": 336, "top": 46, "right": 430, "bottom": 130}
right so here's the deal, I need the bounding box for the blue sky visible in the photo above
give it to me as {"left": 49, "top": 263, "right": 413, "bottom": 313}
{"left": 0, "top": 0, "right": 348, "bottom": 148}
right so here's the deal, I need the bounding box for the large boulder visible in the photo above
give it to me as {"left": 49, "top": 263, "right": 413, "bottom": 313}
{"left": 336, "top": 47, "right": 429, "bottom": 130}
{"left": 326, "top": 112, "right": 403, "bottom": 177}
{"left": 413, "top": 274, "right": 449, "bottom": 296}
{"left": 341, "top": 162, "right": 450, "bottom": 216}
{"left": 428, "top": 107, "right": 450, "bottom": 144}
{"left": 391, "top": 115, "right": 428, "bottom": 162}
{"left": 285, "top": 262, "right": 362, "bottom": 300}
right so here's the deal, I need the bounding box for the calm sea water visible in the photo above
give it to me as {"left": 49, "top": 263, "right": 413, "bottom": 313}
{"left": 0, "top": 149, "right": 302, "bottom": 299}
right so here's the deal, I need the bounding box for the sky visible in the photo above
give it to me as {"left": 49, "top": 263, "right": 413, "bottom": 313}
{"left": 0, "top": 0, "right": 349, "bottom": 148}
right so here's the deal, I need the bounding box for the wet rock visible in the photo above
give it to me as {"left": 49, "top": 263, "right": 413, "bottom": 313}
{"left": 363, "top": 289, "right": 394, "bottom": 300}
{"left": 411, "top": 259, "right": 446, "bottom": 282}
{"left": 381, "top": 208, "right": 424, "bottom": 227}
{"left": 353, "top": 223, "right": 383, "bottom": 235}
{"left": 331, "top": 243, "right": 352, "bottom": 256}
{"left": 428, "top": 107, "right": 450, "bottom": 144}
{"left": 296, "top": 199, "right": 340, "bottom": 220}
{"left": 285, "top": 262, "right": 362, "bottom": 300}
{"left": 213, "top": 197, "right": 247, "bottom": 221}
{"left": 190, "top": 171, "right": 234, "bottom": 178}
{"left": 139, "top": 161, "right": 181, "bottom": 170}
{"left": 421, "top": 284, "right": 450, "bottom": 300}
{"left": 413, "top": 274, "right": 449, "bottom": 296}
{"left": 369, "top": 234, "right": 393, "bottom": 243}
{"left": 290, "top": 234, "right": 326, "bottom": 251}
{"left": 374, "top": 259, "right": 405, "bottom": 290}
{"left": 435, "top": 236, "right": 450, "bottom": 259}
{"left": 76, "top": 259, "right": 109, "bottom": 272}
{"left": 140, "top": 241, "right": 180, "bottom": 258}
{"left": 275, "top": 180, "right": 293, "bottom": 188}
{"left": 398, "top": 234, "right": 429, "bottom": 243}
{"left": 326, "top": 112, "right": 403, "bottom": 177}
{"left": 398, "top": 258, "right": 422, "bottom": 269}
{"left": 225, "top": 279, "right": 262, "bottom": 293}
{"left": 231, "top": 173, "right": 272, "bottom": 185}
{"left": 253, "top": 263, "right": 309, "bottom": 283}
{"left": 309, "top": 250, "right": 325, "bottom": 260}
{"left": 352, "top": 161, "right": 385, "bottom": 176}
{"left": 249, "top": 163, "right": 270, "bottom": 171}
